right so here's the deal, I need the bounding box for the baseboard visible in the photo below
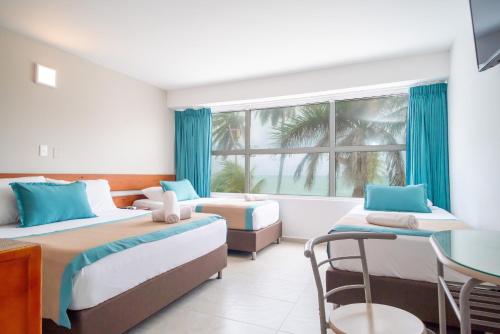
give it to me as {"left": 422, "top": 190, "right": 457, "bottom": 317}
{"left": 281, "top": 236, "right": 308, "bottom": 243}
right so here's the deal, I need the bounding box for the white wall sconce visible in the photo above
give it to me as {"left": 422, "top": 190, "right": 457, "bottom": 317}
{"left": 34, "top": 64, "right": 57, "bottom": 88}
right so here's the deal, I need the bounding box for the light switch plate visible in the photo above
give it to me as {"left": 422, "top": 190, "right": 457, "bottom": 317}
{"left": 39, "top": 145, "right": 49, "bottom": 157}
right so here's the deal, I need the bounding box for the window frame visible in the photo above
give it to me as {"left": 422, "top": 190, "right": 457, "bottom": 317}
{"left": 211, "top": 86, "right": 408, "bottom": 197}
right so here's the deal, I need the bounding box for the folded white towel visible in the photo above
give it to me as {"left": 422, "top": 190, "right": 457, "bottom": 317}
{"left": 180, "top": 206, "right": 192, "bottom": 220}
{"left": 366, "top": 213, "right": 419, "bottom": 230}
{"left": 152, "top": 191, "right": 180, "bottom": 224}
{"left": 245, "top": 193, "right": 268, "bottom": 201}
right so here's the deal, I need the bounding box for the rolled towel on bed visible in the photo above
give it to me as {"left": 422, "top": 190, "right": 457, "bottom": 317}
{"left": 152, "top": 191, "right": 180, "bottom": 224}
{"left": 366, "top": 212, "right": 419, "bottom": 229}
{"left": 244, "top": 193, "right": 268, "bottom": 201}
{"left": 152, "top": 209, "right": 166, "bottom": 222}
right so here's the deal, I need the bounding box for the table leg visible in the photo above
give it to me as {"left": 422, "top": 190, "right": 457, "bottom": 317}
{"left": 437, "top": 261, "right": 447, "bottom": 334}
{"left": 459, "top": 278, "right": 481, "bottom": 334}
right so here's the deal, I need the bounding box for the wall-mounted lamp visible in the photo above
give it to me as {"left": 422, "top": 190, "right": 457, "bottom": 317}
{"left": 35, "top": 64, "right": 57, "bottom": 88}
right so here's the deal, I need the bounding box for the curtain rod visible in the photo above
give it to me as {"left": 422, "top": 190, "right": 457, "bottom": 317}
{"left": 410, "top": 78, "right": 448, "bottom": 88}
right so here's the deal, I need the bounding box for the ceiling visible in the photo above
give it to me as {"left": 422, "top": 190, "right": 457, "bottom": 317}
{"left": 0, "top": 0, "right": 461, "bottom": 90}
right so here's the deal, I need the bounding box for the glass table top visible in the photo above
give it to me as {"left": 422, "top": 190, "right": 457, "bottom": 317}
{"left": 432, "top": 230, "right": 500, "bottom": 279}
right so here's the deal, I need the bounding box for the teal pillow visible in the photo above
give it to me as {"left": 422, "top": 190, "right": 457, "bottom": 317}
{"left": 160, "top": 179, "right": 199, "bottom": 201}
{"left": 10, "top": 182, "right": 96, "bottom": 227}
{"left": 364, "top": 184, "right": 431, "bottom": 213}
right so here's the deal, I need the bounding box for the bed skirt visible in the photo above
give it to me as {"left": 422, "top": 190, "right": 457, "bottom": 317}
{"left": 43, "top": 244, "right": 228, "bottom": 334}
{"left": 227, "top": 220, "right": 282, "bottom": 254}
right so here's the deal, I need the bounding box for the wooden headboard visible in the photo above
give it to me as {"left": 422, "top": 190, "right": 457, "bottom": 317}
{"left": 0, "top": 173, "right": 175, "bottom": 207}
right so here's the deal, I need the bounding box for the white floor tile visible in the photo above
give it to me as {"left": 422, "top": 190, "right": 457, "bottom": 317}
{"left": 128, "top": 307, "right": 275, "bottom": 334}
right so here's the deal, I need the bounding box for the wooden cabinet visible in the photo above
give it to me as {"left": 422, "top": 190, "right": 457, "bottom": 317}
{"left": 0, "top": 239, "right": 41, "bottom": 334}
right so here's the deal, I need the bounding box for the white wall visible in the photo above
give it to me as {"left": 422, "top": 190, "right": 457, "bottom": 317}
{"left": 448, "top": 1, "right": 500, "bottom": 230}
{"left": 198, "top": 53, "right": 450, "bottom": 239}
{"left": 275, "top": 197, "right": 361, "bottom": 239}
{"left": 0, "top": 27, "right": 174, "bottom": 174}
{"left": 167, "top": 51, "right": 450, "bottom": 108}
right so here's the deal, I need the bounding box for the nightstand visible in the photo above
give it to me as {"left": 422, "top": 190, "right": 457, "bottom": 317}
{"left": 0, "top": 239, "right": 42, "bottom": 334}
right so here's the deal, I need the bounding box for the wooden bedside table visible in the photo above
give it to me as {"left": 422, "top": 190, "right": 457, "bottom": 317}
{"left": 0, "top": 239, "right": 42, "bottom": 334}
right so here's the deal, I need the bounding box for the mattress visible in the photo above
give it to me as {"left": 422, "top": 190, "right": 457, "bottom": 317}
{"left": 0, "top": 209, "right": 227, "bottom": 311}
{"left": 134, "top": 197, "right": 280, "bottom": 231}
{"left": 329, "top": 205, "right": 470, "bottom": 283}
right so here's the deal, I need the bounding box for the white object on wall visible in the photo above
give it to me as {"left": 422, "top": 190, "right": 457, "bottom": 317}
{"left": 38, "top": 144, "right": 48, "bottom": 157}
{"left": 35, "top": 64, "right": 56, "bottom": 87}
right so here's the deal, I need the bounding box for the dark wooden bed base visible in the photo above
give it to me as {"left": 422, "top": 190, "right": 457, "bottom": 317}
{"left": 227, "top": 220, "right": 282, "bottom": 260}
{"left": 43, "top": 244, "right": 228, "bottom": 334}
{"left": 325, "top": 267, "right": 499, "bottom": 333}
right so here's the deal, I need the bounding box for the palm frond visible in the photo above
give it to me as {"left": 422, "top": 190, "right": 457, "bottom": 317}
{"left": 273, "top": 104, "right": 329, "bottom": 148}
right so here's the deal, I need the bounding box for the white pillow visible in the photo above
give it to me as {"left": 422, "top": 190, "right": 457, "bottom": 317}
{"left": 47, "top": 178, "right": 116, "bottom": 214}
{"left": 142, "top": 187, "right": 164, "bottom": 202}
{"left": 82, "top": 180, "right": 116, "bottom": 214}
{"left": 427, "top": 199, "right": 433, "bottom": 207}
{"left": 0, "top": 176, "right": 46, "bottom": 225}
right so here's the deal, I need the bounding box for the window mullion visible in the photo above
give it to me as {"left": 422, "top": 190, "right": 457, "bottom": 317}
{"left": 334, "top": 144, "right": 406, "bottom": 153}
{"left": 329, "top": 100, "right": 336, "bottom": 197}
{"left": 245, "top": 110, "right": 251, "bottom": 193}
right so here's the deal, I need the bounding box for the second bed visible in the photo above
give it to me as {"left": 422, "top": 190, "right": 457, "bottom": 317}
{"left": 134, "top": 197, "right": 282, "bottom": 259}
{"left": 326, "top": 204, "right": 470, "bottom": 328}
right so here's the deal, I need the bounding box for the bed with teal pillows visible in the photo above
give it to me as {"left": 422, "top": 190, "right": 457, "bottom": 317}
{"left": 10, "top": 181, "right": 96, "bottom": 227}
{"left": 364, "top": 184, "right": 431, "bottom": 213}
{"left": 160, "top": 179, "right": 200, "bottom": 201}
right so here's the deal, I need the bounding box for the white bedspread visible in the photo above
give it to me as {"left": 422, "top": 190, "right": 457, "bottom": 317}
{"left": 330, "top": 205, "right": 469, "bottom": 283}
{"left": 134, "top": 197, "right": 280, "bottom": 230}
{"left": 0, "top": 209, "right": 227, "bottom": 310}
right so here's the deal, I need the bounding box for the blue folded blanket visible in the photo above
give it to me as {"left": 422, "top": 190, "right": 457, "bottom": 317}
{"left": 330, "top": 224, "right": 433, "bottom": 238}
{"left": 326, "top": 224, "right": 433, "bottom": 265}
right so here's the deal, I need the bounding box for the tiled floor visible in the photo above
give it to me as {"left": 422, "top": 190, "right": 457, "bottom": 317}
{"left": 127, "top": 241, "right": 327, "bottom": 334}
{"left": 126, "top": 241, "right": 474, "bottom": 334}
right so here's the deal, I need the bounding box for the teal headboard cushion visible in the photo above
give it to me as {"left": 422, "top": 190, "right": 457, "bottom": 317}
{"left": 364, "top": 184, "right": 432, "bottom": 213}
{"left": 10, "top": 181, "right": 96, "bottom": 227}
{"left": 160, "top": 179, "right": 200, "bottom": 201}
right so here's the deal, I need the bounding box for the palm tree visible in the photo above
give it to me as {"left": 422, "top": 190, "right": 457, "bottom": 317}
{"left": 211, "top": 160, "right": 265, "bottom": 193}
{"left": 212, "top": 112, "right": 245, "bottom": 151}
{"left": 275, "top": 98, "right": 406, "bottom": 196}
{"left": 257, "top": 107, "right": 296, "bottom": 194}
{"left": 274, "top": 103, "right": 329, "bottom": 190}
{"left": 336, "top": 97, "right": 406, "bottom": 196}
{"left": 211, "top": 112, "right": 246, "bottom": 192}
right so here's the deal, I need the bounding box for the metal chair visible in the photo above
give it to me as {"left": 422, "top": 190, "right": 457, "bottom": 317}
{"left": 304, "top": 232, "right": 428, "bottom": 334}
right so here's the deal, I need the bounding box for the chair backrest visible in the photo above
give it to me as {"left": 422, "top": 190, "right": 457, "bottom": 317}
{"left": 304, "top": 232, "right": 396, "bottom": 332}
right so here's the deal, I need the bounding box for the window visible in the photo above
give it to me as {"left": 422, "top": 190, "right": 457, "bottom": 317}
{"left": 211, "top": 93, "right": 407, "bottom": 197}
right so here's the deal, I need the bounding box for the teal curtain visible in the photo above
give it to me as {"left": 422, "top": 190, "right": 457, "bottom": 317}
{"left": 175, "top": 108, "right": 212, "bottom": 197}
{"left": 406, "top": 83, "right": 450, "bottom": 211}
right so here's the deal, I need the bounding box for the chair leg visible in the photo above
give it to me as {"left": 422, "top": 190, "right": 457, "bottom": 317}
{"left": 217, "top": 271, "right": 223, "bottom": 279}
{"left": 251, "top": 252, "right": 257, "bottom": 260}
{"left": 276, "top": 237, "right": 281, "bottom": 244}
{"left": 319, "top": 317, "right": 328, "bottom": 334}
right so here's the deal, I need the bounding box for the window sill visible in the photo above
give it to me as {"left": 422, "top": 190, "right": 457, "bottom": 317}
{"left": 211, "top": 192, "right": 364, "bottom": 204}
